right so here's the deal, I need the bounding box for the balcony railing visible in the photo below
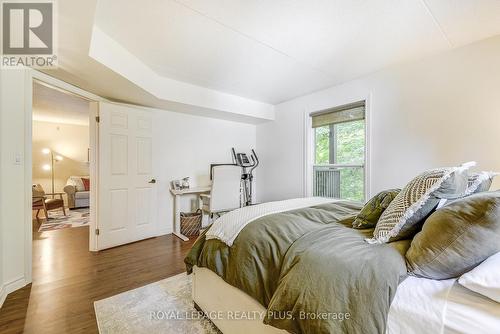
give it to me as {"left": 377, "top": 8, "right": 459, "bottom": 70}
{"left": 313, "top": 164, "right": 364, "bottom": 200}
{"left": 313, "top": 165, "right": 341, "bottom": 198}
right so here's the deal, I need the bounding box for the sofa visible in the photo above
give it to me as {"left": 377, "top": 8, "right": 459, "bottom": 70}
{"left": 63, "top": 176, "right": 90, "bottom": 209}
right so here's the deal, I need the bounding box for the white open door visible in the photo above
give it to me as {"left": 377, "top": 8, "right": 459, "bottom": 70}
{"left": 96, "top": 102, "right": 157, "bottom": 250}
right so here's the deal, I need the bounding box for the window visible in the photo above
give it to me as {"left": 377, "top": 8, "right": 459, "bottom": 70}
{"left": 311, "top": 102, "right": 365, "bottom": 202}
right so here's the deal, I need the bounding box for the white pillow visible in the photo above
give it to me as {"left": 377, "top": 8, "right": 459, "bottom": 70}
{"left": 68, "top": 176, "right": 86, "bottom": 192}
{"left": 459, "top": 252, "right": 500, "bottom": 303}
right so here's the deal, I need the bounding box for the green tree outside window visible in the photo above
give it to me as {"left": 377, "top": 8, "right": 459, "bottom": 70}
{"left": 314, "top": 120, "right": 365, "bottom": 201}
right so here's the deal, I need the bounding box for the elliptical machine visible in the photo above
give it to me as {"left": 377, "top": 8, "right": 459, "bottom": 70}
{"left": 231, "top": 148, "right": 259, "bottom": 206}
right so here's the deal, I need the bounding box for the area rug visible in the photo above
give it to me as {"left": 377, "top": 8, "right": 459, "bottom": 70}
{"left": 94, "top": 273, "right": 220, "bottom": 334}
{"left": 38, "top": 208, "right": 90, "bottom": 232}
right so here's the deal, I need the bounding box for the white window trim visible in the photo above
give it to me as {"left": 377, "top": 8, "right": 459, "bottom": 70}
{"left": 303, "top": 94, "right": 372, "bottom": 201}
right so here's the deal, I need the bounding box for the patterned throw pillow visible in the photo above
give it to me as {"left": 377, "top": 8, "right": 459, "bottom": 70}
{"left": 367, "top": 163, "right": 474, "bottom": 244}
{"left": 352, "top": 189, "right": 400, "bottom": 229}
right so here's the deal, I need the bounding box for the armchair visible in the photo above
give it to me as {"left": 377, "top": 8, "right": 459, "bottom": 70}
{"left": 32, "top": 184, "right": 66, "bottom": 223}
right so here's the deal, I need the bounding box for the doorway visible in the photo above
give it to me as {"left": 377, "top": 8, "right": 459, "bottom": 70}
{"left": 24, "top": 71, "right": 159, "bottom": 281}
{"left": 30, "top": 78, "right": 99, "bottom": 256}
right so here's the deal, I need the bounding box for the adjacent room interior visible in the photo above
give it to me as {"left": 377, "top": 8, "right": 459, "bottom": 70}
{"left": 32, "top": 82, "right": 91, "bottom": 234}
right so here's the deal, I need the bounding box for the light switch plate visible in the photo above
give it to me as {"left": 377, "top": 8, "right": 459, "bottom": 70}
{"left": 14, "top": 152, "right": 22, "bottom": 165}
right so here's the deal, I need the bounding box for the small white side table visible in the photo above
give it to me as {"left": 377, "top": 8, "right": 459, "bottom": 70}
{"left": 169, "top": 186, "right": 211, "bottom": 241}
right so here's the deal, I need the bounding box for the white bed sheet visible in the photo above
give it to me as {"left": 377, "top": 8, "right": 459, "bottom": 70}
{"left": 444, "top": 282, "right": 500, "bottom": 334}
{"left": 387, "top": 276, "right": 500, "bottom": 334}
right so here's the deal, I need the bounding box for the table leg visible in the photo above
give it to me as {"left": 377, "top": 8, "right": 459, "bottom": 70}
{"left": 173, "top": 194, "right": 189, "bottom": 242}
{"left": 197, "top": 194, "right": 205, "bottom": 227}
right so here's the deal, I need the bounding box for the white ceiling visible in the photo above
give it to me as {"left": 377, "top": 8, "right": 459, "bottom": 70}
{"left": 43, "top": 0, "right": 500, "bottom": 123}
{"left": 33, "top": 82, "right": 90, "bottom": 126}
{"left": 93, "top": 0, "right": 500, "bottom": 104}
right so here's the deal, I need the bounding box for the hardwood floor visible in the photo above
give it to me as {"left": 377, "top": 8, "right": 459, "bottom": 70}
{"left": 0, "top": 223, "right": 196, "bottom": 334}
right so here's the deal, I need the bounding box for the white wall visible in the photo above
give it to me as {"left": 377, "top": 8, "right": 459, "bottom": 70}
{"left": 0, "top": 68, "right": 30, "bottom": 307}
{"left": 257, "top": 35, "right": 500, "bottom": 203}
{"left": 32, "top": 121, "right": 90, "bottom": 202}
{"left": 153, "top": 110, "right": 256, "bottom": 234}
{"left": 0, "top": 68, "right": 257, "bottom": 307}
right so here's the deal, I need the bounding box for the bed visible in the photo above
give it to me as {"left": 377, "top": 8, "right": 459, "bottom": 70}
{"left": 193, "top": 267, "right": 500, "bottom": 334}
{"left": 185, "top": 198, "right": 500, "bottom": 334}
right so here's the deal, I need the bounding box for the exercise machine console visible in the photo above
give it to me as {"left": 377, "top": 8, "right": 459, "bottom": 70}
{"left": 231, "top": 148, "right": 259, "bottom": 206}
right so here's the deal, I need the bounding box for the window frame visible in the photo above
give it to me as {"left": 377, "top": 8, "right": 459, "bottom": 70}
{"left": 304, "top": 97, "right": 371, "bottom": 202}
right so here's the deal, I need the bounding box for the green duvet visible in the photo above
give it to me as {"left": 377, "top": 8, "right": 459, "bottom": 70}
{"left": 185, "top": 201, "right": 410, "bottom": 334}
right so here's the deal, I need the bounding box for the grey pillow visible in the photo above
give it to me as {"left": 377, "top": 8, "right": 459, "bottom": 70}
{"left": 406, "top": 191, "right": 500, "bottom": 279}
{"left": 465, "top": 171, "right": 497, "bottom": 195}
{"left": 436, "top": 171, "right": 498, "bottom": 209}
{"left": 367, "top": 163, "right": 472, "bottom": 244}
{"left": 352, "top": 189, "right": 400, "bottom": 229}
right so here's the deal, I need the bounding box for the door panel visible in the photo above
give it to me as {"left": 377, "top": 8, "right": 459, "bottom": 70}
{"left": 137, "top": 137, "right": 152, "bottom": 174}
{"left": 110, "top": 189, "right": 128, "bottom": 231}
{"left": 98, "top": 102, "right": 157, "bottom": 250}
{"left": 111, "top": 112, "right": 128, "bottom": 128}
{"left": 136, "top": 187, "right": 151, "bottom": 226}
{"left": 111, "top": 134, "right": 128, "bottom": 175}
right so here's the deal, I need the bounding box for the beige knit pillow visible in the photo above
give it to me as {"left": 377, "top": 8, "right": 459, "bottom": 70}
{"left": 367, "top": 163, "right": 474, "bottom": 244}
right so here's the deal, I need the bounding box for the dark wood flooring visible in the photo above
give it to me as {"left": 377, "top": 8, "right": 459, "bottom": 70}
{"left": 0, "top": 223, "right": 196, "bottom": 333}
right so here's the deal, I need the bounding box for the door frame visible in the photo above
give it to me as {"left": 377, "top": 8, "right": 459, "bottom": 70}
{"left": 24, "top": 70, "right": 106, "bottom": 283}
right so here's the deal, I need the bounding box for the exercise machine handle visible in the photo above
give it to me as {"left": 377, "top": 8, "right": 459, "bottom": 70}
{"left": 231, "top": 147, "right": 237, "bottom": 164}
{"left": 249, "top": 149, "right": 259, "bottom": 173}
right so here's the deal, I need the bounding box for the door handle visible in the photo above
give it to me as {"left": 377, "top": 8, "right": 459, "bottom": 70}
{"left": 149, "top": 178, "right": 156, "bottom": 184}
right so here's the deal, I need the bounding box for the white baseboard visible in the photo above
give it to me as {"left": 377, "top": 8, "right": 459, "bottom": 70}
{"left": 157, "top": 228, "right": 173, "bottom": 236}
{"left": 0, "top": 277, "right": 29, "bottom": 308}
{"left": 0, "top": 285, "right": 5, "bottom": 308}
